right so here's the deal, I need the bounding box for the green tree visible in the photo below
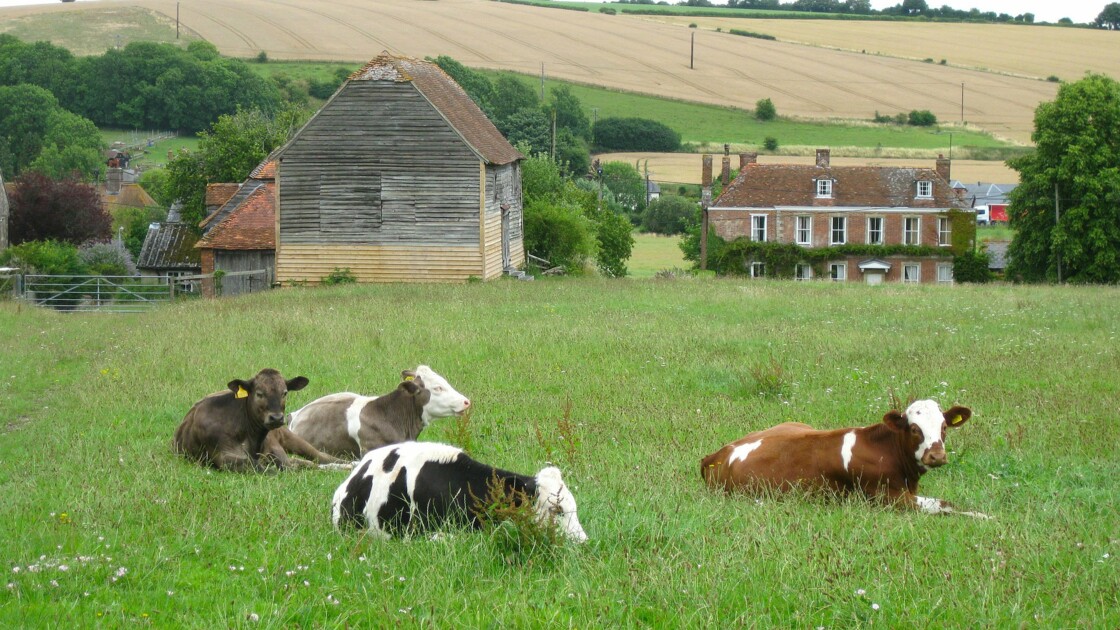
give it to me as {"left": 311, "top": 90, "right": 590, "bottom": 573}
{"left": 548, "top": 85, "right": 591, "bottom": 140}
{"left": 430, "top": 55, "right": 494, "bottom": 112}
{"left": 0, "top": 84, "right": 56, "bottom": 177}
{"left": 497, "top": 108, "right": 551, "bottom": 155}
{"left": 755, "top": 97, "right": 776, "bottom": 121}
{"left": 642, "top": 195, "right": 697, "bottom": 235}
{"left": 1007, "top": 74, "right": 1120, "bottom": 283}
{"left": 901, "top": 0, "right": 929, "bottom": 15}
{"left": 554, "top": 127, "right": 591, "bottom": 179}
{"left": 592, "top": 118, "right": 680, "bottom": 152}
{"left": 600, "top": 161, "right": 647, "bottom": 222}
{"left": 28, "top": 109, "right": 105, "bottom": 180}
{"left": 1096, "top": 2, "right": 1120, "bottom": 29}
{"left": 491, "top": 75, "right": 540, "bottom": 123}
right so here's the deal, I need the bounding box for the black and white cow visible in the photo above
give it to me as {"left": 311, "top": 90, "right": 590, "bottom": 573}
{"left": 287, "top": 366, "right": 470, "bottom": 459}
{"left": 331, "top": 441, "right": 588, "bottom": 542}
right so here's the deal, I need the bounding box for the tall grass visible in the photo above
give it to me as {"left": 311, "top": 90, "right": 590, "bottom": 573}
{"left": 1, "top": 279, "right": 1117, "bottom": 626}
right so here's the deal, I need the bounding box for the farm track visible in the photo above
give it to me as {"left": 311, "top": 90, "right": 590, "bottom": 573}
{"left": 5, "top": 0, "right": 1104, "bottom": 143}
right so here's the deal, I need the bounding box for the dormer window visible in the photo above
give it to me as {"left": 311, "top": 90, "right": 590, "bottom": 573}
{"left": 816, "top": 179, "right": 833, "bottom": 198}
{"left": 916, "top": 180, "right": 933, "bottom": 198}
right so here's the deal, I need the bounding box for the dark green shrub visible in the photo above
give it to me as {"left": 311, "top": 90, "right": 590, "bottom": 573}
{"left": 907, "top": 110, "right": 938, "bottom": 126}
{"left": 592, "top": 117, "right": 680, "bottom": 152}
{"left": 755, "top": 97, "right": 776, "bottom": 121}
{"left": 255, "top": 51, "right": 268, "bottom": 63}
{"left": 763, "top": 136, "right": 779, "bottom": 151}
{"left": 953, "top": 250, "right": 992, "bottom": 283}
{"left": 0, "top": 240, "right": 88, "bottom": 276}
{"left": 642, "top": 195, "right": 697, "bottom": 236}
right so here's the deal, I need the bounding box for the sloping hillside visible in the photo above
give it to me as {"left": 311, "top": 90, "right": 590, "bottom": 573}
{"left": 3, "top": 0, "right": 1100, "bottom": 143}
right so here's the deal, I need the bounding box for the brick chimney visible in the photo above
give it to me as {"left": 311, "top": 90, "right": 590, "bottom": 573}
{"left": 935, "top": 154, "right": 951, "bottom": 182}
{"left": 739, "top": 152, "right": 757, "bottom": 169}
{"left": 721, "top": 157, "right": 730, "bottom": 185}
{"left": 702, "top": 154, "right": 713, "bottom": 188}
{"left": 815, "top": 148, "right": 830, "bottom": 168}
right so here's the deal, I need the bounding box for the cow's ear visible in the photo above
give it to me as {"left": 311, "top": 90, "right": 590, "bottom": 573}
{"left": 286, "top": 376, "right": 309, "bottom": 392}
{"left": 400, "top": 380, "right": 421, "bottom": 394}
{"left": 943, "top": 406, "right": 971, "bottom": 428}
{"left": 883, "top": 410, "right": 907, "bottom": 432}
{"left": 228, "top": 379, "right": 252, "bottom": 398}
{"left": 401, "top": 369, "right": 417, "bottom": 382}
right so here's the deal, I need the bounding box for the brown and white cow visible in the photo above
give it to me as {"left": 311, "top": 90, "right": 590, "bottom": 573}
{"left": 172, "top": 369, "right": 345, "bottom": 472}
{"left": 285, "top": 366, "right": 469, "bottom": 460}
{"left": 701, "top": 400, "right": 987, "bottom": 517}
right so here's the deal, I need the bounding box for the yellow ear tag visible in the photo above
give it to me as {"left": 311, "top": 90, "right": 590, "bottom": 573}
{"left": 403, "top": 375, "right": 414, "bottom": 382}
{"left": 948, "top": 414, "right": 962, "bottom": 426}
{"left": 236, "top": 386, "right": 249, "bottom": 399}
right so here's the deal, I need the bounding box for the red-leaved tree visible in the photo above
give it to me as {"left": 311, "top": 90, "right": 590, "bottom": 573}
{"left": 8, "top": 171, "right": 110, "bottom": 245}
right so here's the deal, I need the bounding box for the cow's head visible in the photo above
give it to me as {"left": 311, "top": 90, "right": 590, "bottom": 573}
{"left": 884, "top": 399, "right": 971, "bottom": 469}
{"left": 534, "top": 467, "right": 588, "bottom": 543}
{"left": 394, "top": 377, "right": 432, "bottom": 419}
{"left": 402, "top": 366, "right": 470, "bottom": 424}
{"left": 228, "top": 369, "right": 309, "bottom": 430}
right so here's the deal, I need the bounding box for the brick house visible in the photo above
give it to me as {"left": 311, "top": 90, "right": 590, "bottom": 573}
{"left": 707, "top": 149, "right": 973, "bottom": 285}
{"left": 194, "top": 159, "right": 276, "bottom": 297}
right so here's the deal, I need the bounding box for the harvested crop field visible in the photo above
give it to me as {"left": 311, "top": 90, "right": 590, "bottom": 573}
{"left": 0, "top": 0, "right": 1073, "bottom": 144}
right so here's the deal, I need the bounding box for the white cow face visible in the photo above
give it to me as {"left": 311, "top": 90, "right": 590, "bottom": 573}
{"left": 405, "top": 366, "right": 470, "bottom": 425}
{"left": 897, "top": 399, "right": 971, "bottom": 469}
{"left": 534, "top": 467, "right": 588, "bottom": 543}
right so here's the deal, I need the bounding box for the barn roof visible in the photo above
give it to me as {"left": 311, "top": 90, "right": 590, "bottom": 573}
{"left": 205, "top": 183, "right": 241, "bottom": 208}
{"left": 342, "top": 52, "right": 523, "bottom": 166}
{"left": 196, "top": 182, "right": 275, "bottom": 251}
{"left": 715, "top": 163, "right": 965, "bottom": 210}
{"left": 137, "top": 222, "right": 200, "bottom": 271}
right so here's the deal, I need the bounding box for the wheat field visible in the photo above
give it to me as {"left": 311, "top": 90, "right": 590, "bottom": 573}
{"left": 5, "top": 0, "right": 1106, "bottom": 144}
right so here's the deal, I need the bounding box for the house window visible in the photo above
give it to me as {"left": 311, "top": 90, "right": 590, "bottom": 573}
{"left": 750, "top": 262, "right": 766, "bottom": 278}
{"left": 916, "top": 180, "right": 933, "bottom": 198}
{"left": 938, "top": 217, "right": 951, "bottom": 246}
{"left": 937, "top": 264, "right": 954, "bottom": 284}
{"left": 751, "top": 215, "right": 767, "bottom": 242}
{"left": 903, "top": 263, "right": 921, "bottom": 283}
{"left": 816, "top": 179, "right": 833, "bottom": 198}
{"left": 867, "top": 216, "right": 883, "bottom": 245}
{"left": 795, "top": 216, "right": 812, "bottom": 245}
{"left": 904, "top": 217, "right": 921, "bottom": 245}
{"left": 830, "top": 216, "right": 846, "bottom": 245}
{"left": 795, "top": 263, "right": 812, "bottom": 281}
{"left": 830, "top": 262, "right": 847, "bottom": 282}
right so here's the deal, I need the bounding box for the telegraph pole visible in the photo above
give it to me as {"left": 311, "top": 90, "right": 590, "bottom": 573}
{"left": 1055, "top": 183, "right": 1062, "bottom": 283}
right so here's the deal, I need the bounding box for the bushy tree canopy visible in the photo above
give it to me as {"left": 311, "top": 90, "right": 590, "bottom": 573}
{"left": 592, "top": 117, "right": 681, "bottom": 152}
{"left": 1097, "top": 3, "right": 1120, "bottom": 29}
{"left": 8, "top": 172, "right": 110, "bottom": 246}
{"left": 1007, "top": 74, "right": 1120, "bottom": 283}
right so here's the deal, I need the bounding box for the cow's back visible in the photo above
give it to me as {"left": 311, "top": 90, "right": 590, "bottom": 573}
{"left": 702, "top": 422, "right": 836, "bottom": 492}
{"left": 289, "top": 393, "right": 368, "bottom": 458}
{"left": 172, "top": 390, "right": 239, "bottom": 465}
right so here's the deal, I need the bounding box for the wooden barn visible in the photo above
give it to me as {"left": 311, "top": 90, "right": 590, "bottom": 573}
{"left": 273, "top": 52, "right": 525, "bottom": 283}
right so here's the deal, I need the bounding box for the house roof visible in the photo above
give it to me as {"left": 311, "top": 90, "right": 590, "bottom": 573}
{"left": 205, "top": 183, "right": 241, "bottom": 208}
{"left": 101, "top": 182, "right": 157, "bottom": 211}
{"left": 137, "top": 222, "right": 201, "bottom": 271}
{"left": 343, "top": 52, "right": 523, "bottom": 166}
{"left": 715, "top": 163, "right": 966, "bottom": 210}
{"left": 196, "top": 182, "right": 275, "bottom": 251}
{"left": 200, "top": 157, "right": 277, "bottom": 231}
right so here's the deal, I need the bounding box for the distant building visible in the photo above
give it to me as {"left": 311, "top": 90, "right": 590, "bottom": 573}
{"left": 137, "top": 202, "right": 201, "bottom": 290}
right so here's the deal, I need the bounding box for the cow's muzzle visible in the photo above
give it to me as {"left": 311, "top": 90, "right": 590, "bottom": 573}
{"left": 922, "top": 448, "right": 948, "bottom": 468}
{"left": 265, "top": 413, "right": 285, "bottom": 429}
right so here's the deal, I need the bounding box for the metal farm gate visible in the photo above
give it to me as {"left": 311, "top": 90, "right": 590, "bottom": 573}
{"left": 19, "top": 275, "right": 175, "bottom": 312}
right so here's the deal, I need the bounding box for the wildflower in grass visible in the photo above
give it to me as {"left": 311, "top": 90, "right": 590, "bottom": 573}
{"left": 856, "top": 588, "right": 866, "bottom": 595}
{"left": 872, "top": 603, "right": 880, "bottom": 611}
{"left": 58, "top": 565, "right": 69, "bottom": 572}
{"left": 11, "top": 567, "right": 19, "bottom": 574}
{"left": 6, "top": 583, "right": 14, "bottom": 590}
{"left": 249, "top": 613, "right": 260, "bottom": 622}
{"left": 50, "top": 580, "right": 59, "bottom": 587}
{"left": 303, "top": 580, "right": 310, "bottom": 587}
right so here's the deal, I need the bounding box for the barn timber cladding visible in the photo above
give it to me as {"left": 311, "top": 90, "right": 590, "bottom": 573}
{"left": 274, "top": 53, "right": 524, "bottom": 283}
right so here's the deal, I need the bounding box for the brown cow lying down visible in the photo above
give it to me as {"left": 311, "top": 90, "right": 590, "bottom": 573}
{"left": 173, "top": 369, "right": 347, "bottom": 472}
{"left": 701, "top": 399, "right": 988, "bottom": 518}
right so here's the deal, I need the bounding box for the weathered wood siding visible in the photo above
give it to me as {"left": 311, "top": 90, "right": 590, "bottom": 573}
{"left": 278, "top": 81, "right": 482, "bottom": 249}
{"left": 213, "top": 250, "right": 274, "bottom": 296}
{"left": 482, "top": 162, "right": 525, "bottom": 279}
{"left": 276, "top": 244, "right": 483, "bottom": 283}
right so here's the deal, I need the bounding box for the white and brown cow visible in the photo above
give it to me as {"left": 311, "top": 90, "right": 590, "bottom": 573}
{"left": 331, "top": 441, "right": 588, "bottom": 542}
{"left": 172, "top": 368, "right": 344, "bottom": 472}
{"left": 286, "top": 366, "right": 470, "bottom": 460}
{"left": 701, "top": 400, "right": 987, "bottom": 517}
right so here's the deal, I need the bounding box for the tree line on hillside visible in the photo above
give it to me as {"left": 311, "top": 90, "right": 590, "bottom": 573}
{"left": 670, "top": 0, "right": 1082, "bottom": 23}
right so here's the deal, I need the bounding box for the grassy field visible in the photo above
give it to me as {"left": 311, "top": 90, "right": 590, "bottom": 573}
{"left": 1, "top": 279, "right": 1117, "bottom": 626}
{"left": 99, "top": 130, "right": 200, "bottom": 170}
{"left": 627, "top": 233, "right": 687, "bottom": 278}
{"left": 0, "top": 5, "right": 197, "bottom": 56}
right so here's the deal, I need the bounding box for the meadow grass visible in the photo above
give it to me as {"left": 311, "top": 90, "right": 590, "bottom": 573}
{"left": 628, "top": 233, "right": 688, "bottom": 278}
{"left": 1, "top": 279, "right": 1117, "bottom": 627}
{"left": 0, "top": 6, "right": 197, "bottom": 56}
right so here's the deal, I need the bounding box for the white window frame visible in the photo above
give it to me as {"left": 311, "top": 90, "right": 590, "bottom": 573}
{"left": 816, "top": 179, "right": 833, "bottom": 198}
{"left": 904, "top": 216, "right": 921, "bottom": 245}
{"left": 830, "top": 262, "right": 847, "bottom": 282}
{"left": 795, "top": 263, "right": 812, "bottom": 281}
{"left": 916, "top": 180, "right": 933, "bottom": 198}
{"left": 751, "top": 214, "right": 767, "bottom": 242}
{"left": 937, "top": 263, "right": 954, "bottom": 284}
{"left": 903, "top": 263, "right": 921, "bottom": 283}
{"left": 830, "top": 216, "right": 846, "bottom": 245}
{"left": 938, "top": 217, "right": 951, "bottom": 246}
{"left": 750, "top": 262, "right": 765, "bottom": 278}
{"left": 866, "top": 216, "right": 883, "bottom": 245}
{"left": 795, "top": 216, "right": 812, "bottom": 245}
